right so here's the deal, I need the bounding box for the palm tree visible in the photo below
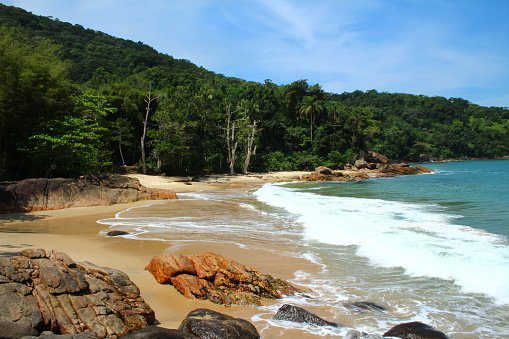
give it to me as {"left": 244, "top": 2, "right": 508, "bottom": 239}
{"left": 298, "top": 96, "right": 324, "bottom": 141}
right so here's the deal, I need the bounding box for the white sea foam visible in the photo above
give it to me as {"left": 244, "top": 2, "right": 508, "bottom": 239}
{"left": 254, "top": 183, "right": 509, "bottom": 304}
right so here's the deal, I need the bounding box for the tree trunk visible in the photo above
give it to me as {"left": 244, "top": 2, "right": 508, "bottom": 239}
{"left": 118, "top": 137, "right": 126, "bottom": 167}
{"left": 141, "top": 86, "right": 156, "bottom": 174}
{"left": 243, "top": 120, "right": 258, "bottom": 174}
{"left": 226, "top": 104, "right": 238, "bottom": 175}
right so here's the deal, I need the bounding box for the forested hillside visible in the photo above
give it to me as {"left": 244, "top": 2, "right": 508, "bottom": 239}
{"left": 1, "top": 4, "right": 508, "bottom": 180}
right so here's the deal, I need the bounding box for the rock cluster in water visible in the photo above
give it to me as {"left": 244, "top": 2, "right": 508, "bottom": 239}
{"left": 301, "top": 151, "right": 432, "bottom": 182}
{"left": 0, "top": 175, "right": 177, "bottom": 213}
{"left": 145, "top": 252, "right": 302, "bottom": 305}
{"left": 0, "top": 249, "right": 155, "bottom": 338}
{"left": 270, "top": 303, "right": 448, "bottom": 339}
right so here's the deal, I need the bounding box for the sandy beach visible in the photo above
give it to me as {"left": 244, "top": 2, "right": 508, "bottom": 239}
{"left": 0, "top": 173, "right": 322, "bottom": 337}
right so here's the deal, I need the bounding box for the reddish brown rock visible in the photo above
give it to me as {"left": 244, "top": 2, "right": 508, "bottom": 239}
{"left": 146, "top": 252, "right": 302, "bottom": 306}
{"left": 146, "top": 254, "right": 196, "bottom": 284}
{"left": 381, "top": 164, "right": 433, "bottom": 176}
{"left": 0, "top": 249, "right": 154, "bottom": 338}
{"left": 0, "top": 175, "right": 177, "bottom": 213}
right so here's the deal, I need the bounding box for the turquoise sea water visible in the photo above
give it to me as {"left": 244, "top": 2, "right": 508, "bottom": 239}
{"left": 287, "top": 160, "right": 509, "bottom": 238}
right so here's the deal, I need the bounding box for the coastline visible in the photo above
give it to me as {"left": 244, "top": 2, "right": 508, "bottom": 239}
{"left": 0, "top": 178, "right": 323, "bottom": 337}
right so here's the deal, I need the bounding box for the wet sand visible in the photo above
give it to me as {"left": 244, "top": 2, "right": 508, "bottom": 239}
{"left": 0, "top": 197, "right": 321, "bottom": 337}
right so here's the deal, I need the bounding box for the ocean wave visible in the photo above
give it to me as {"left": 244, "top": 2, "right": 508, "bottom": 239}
{"left": 254, "top": 183, "right": 509, "bottom": 304}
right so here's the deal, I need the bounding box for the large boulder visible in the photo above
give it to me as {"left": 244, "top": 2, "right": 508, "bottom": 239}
{"left": 178, "top": 308, "right": 259, "bottom": 339}
{"left": 315, "top": 166, "right": 333, "bottom": 175}
{"left": 383, "top": 321, "right": 448, "bottom": 339}
{"left": 354, "top": 159, "right": 369, "bottom": 169}
{"left": 0, "top": 175, "right": 177, "bottom": 213}
{"left": 370, "top": 152, "right": 390, "bottom": 164}
{"left": 146, "top": 252, "right": 301, "bottom": 306}
{"left": 273, "top": 304, "right": 338, "bottom": 327}
{"left": 0, "top": 249, "right": 154, "bottom": 338}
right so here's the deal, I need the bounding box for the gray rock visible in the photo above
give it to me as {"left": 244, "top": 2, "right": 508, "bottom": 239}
{"left": 0, "top": 249, "right": 155, "bottom": 338}
{"left": 124, "top": 326, "right": 198, "bottom": 338}
{"left": 179, "top": 308, "right": 259, "bottom": 339}
{"left": 273, "top": 304, "right": 338, "bottom": 327}
{"left": 354, "top": 159, "right": 369, "bottom": 169}
{"left": 383, "top": 321, "right": 448, "bottom": 339}
{"left": 346, "top": 301, "right": 387, "bottom": 312}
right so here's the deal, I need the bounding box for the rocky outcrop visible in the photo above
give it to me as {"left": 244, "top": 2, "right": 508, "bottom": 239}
{"left": 383, "top": 321, "right": 448, "bottom": 339}
{"left": 380, "top": 164, "right": 432, "bottom": 176}
{"left": 0, "top": 175, "right": 177, "bottom": 213}
{"left": 0, "top": 249, "right": 154, "bottom": 338}
{"left": 178, "top": 308, "right": 259, "bottom": 339}
{"left": 300, "top": 167, "right": 369, "bottom": 182}
{"left": 301, "top": 152, "right": 432, "bottom": 182}
{"left": 272, "top": 304, "right": 338, "bottom": 327}
{"left": 146, "top": 252, "right": 302, "bottom": 306}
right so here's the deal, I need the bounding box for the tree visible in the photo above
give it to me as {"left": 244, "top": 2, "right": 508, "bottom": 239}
{"left": 298, "top": 96, "right": 325, "bottom": 141}
{"left": 112, "top": 118, "right": 133, "bottom": 167}
{"left": 342, "top": 106, "right": 379, "bottom": 153}
{"left": 225, "top": 103, "right": 239, "bottom": 175}
{"left": 238, "top": 99, "right": 260, "bottom": 174}
{"left": 140, "top": 85, "right": 158, "bottom": 174}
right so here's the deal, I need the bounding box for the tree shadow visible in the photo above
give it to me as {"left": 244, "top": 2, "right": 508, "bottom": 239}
{"left": 0, "top": 212, "right": 47, "bottom": 224}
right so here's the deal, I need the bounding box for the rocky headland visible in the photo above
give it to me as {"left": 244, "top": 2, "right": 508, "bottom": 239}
{"left": 301, "top": 152, "right": 433, "bottom": 182}
{"left": 0, "top": 175, "right": 177, "bottom": 213}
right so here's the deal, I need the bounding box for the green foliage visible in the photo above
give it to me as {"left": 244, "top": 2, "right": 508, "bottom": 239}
{"left": 23, "top": 115, "right": 111, "bottom": 177}
{"left": 0, "top": 3, "right": 507, "bottom": 180}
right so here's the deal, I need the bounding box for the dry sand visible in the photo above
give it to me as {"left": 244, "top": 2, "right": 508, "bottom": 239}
{"left": 0, "top": 173, "right": 323, "bottom": 337}
{"left": 128, "top": 171, "right": 308, "bottom": 193}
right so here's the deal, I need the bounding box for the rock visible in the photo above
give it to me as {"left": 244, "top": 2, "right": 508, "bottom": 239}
{"left": 315, "top": 166, "right": 333, "bottom": 175}
{"left": 0, "top": 249, "right": 154, "bottom": 338}
{"left": 346, "top": 301, "right": 387, "bottom": 312}
{"left": 124, "top": 326, "right": 198, "bottom": 338}
{"left": 273, "top": 304, "right": 338, "bottom": 327}
{"left": 0, "top": 175, "right": 177, "bottom": 213}
{"left": 146, "top": 252, "right": 301, "bottom": 306}
{"left": 346, "top": 330, "right": 382, "bottom": 339}
{"left": 371, "top": 152, "right": 390, "bottom": 164}
{"left": 354, "top": 159, "right": 369, "bottom": 169}
{"left": 106, "top": 230, "right": 129, "bottom": 237}
{"left": 381, "top": 164, "right": 432, "bottom": 176}
{"left": 21, "top": 330, "right": 96, "bottom": 338}
{"left": 178, "top": 308, "right": 259, "bottom": 339}
{"left": 367, "top": 163, "right": 377, "bottom": 170}
{"left": 383, "top": 321, "right": 448, "bottom": 339}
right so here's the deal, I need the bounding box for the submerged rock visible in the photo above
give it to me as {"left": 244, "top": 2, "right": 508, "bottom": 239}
{"left": 383, "top": 321, "right": 448, "bottom": 339}
{"left": 106, "top": 230, "right": 129, "bottom": 237}
{"left": 146, "top": 252, "right": 301, "bottom": 305}
{"left": 178, "top": 308, "right": 259, "bottom": 339}
{"left": 273, "top": 304, "right": 338, "bottom": 327}
{"left": 0, "top": 249, "right": 154, "bottom": 338}
{"left": 345, "top": 330, "right": 383, "bottom": 339}
{"left": 346, "top": 301, "right": 387, "bottom": 312}
{"left": 0, "top": 175, "right": 177, "bottom": 213}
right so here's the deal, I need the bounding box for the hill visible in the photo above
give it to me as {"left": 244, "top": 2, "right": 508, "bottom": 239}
{"left": 0, "top": 3, "right": 508, "bottom": 180}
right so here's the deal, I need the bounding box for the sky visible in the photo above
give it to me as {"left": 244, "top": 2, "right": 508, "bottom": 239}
{"left": 3, "top": 0, "right": 509, "bottom": 107}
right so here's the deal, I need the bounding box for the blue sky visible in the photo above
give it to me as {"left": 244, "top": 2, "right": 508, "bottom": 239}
{"left": 3, "top": 0, "right": 509, "bottom": 106}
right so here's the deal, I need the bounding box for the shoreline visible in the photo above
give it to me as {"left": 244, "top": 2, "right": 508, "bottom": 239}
{"left": 0, "top": 182, "right": 323, "bottom": 337}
